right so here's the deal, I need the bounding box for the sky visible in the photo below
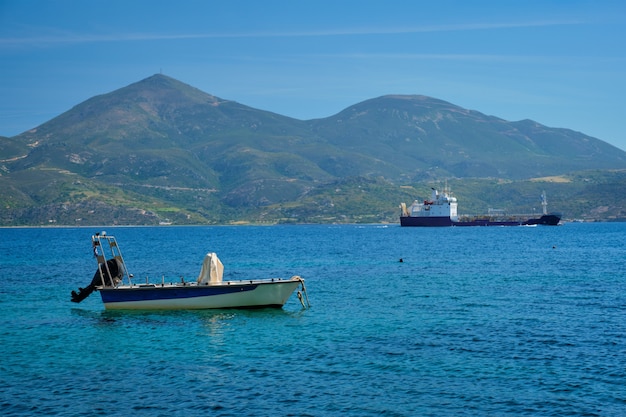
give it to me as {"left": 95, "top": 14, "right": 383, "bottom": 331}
{"left": 1, "top": 0, "right": 625, "bottom": 150}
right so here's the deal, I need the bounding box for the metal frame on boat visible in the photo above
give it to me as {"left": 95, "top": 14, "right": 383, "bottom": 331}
{"left": 71, "top": 232, "right": 309, "bottom": 310}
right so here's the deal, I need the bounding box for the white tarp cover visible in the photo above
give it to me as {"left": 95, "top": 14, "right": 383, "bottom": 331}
{"left": 196, "top": 252, "right": 224, "bottom": 284}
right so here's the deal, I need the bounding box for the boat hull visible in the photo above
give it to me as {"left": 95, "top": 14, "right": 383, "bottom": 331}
{"left": 400, "top": 214, "right": 561, "bottom": 227}
{"left": 524, "top": 214, "right": 561, "bottom": 226}
{"left": 98, "top": 279, "right": 302, "bottom": 310}
{"left": 400, "top": 216, "right": 455, "bottom": 227}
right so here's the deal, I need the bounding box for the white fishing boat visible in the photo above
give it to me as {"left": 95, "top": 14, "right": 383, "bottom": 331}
{"left": 71, "top": 232, "right": 310, "bottom": 310}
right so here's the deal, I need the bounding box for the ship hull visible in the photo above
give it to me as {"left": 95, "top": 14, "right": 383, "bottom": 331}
{"left": 400, "top": 216, "right": 454, "bottom": 227}
{"left": 400, "top": 214, "right": 561, "bottom": 227}
{"left": 523, "top": 214, "right": 561, "bottom": 226}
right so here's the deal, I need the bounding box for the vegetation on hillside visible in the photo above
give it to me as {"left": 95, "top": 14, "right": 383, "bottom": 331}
{"left": 1, "top": 74, "right": 625, "bottom": 226}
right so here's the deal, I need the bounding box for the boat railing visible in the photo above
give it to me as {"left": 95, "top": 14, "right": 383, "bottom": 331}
{"left": 92, "top": 233, "right": 131, "bottom": 287}
{"left": 458, "top": 212, "right": 553, "bottom": 221}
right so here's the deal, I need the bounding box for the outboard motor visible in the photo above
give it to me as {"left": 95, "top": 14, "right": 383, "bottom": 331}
{"left": 71, "top": 259, "right": 122, "bottom": 303}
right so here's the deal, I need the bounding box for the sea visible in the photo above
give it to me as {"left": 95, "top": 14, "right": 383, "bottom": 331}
{"left": 1, "top": 223, "right": 625, "bottom": 416}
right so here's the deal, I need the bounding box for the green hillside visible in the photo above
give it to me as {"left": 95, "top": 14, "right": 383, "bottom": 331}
{"left": 1, "top": 74, "right": 625, "bottom": 226}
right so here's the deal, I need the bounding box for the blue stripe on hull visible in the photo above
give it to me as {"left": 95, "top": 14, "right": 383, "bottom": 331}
{"left": 99, "top": 284, "right": 257, "bottom": 303}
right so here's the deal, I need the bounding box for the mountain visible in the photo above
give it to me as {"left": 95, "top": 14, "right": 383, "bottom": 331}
{"left": 1, "top": 74, "right": 625, "bottom": 225}
{"left": 310, "top": 95, "right": 625, "bottom": 179}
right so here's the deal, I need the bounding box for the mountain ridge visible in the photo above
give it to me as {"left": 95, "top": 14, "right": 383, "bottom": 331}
{"left": 1, "top": 74, "right": 625, "bottom": 225}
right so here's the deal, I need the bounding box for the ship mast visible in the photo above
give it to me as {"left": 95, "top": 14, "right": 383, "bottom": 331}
{"left": 541, "top": 191, "right": 548, "bottom": 215}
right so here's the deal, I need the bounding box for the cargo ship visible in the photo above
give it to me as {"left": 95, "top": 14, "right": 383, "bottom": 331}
{"left": 400, "top": 188, "right": 561, "bottom": 227}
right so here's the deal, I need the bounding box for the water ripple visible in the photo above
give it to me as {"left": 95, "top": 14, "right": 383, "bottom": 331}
{"left": 1, "top": 223, "right": 625, "bottom": 416}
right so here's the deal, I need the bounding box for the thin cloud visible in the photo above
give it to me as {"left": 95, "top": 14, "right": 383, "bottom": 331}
{"left": 0, "top": 19, "right": 581, "bottom": 48}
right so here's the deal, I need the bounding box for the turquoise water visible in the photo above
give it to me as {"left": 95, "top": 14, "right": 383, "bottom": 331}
{"left": 1, "top": 223, "right": 625, "bottom": 416}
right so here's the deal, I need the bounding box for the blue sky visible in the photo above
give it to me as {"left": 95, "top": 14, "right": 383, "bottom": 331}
{"left": 1, "top": 0, "right": 625, "bottom": 150}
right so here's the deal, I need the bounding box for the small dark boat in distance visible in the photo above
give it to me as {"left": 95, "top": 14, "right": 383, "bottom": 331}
{"left": 400, "top": 187, "right": 561, "bottom": 227}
